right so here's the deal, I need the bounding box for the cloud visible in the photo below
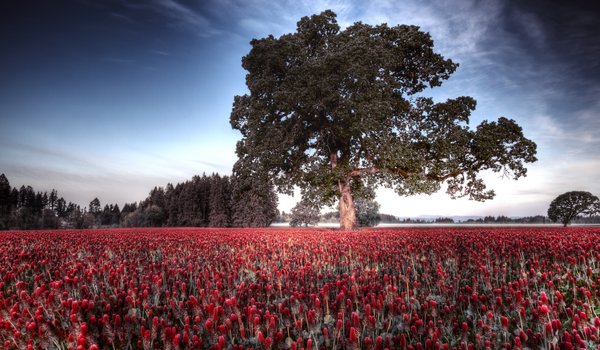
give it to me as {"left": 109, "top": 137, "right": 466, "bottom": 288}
{"left": 530, "top": 115, "right": 565, "bottom": 141}
{"left": 2, "top": 164, "right": 174, "bottom": 208}
{"left": 531, "top": 97, "right": 600, "bottom": 157}
{"left": 511, "top": 10, "right": 546, "bottom": 49}
{"left": 152, "top": 50, "right": 170, "bottom": 56}
{"left": 109, "top": 11, "right": 136, "bottom": 24}
{"left": 0, "top": 141, "right": 101, "bottom": 173}
{"left": 0, "top": 143, "right": 231, "bottom": 207}
{"left": 357, "top": 0, "right": 504, "bottom": 59}
{"left": 0, "top": 138, "right": 236, "bottom": 205}
{"left": 104, "top": 0, "right": 222, "bottom": 37}
{"left": 151, "top": 0, "right": 220, "bottom": 36}
{"left": 530, "top": 159, "right": 600, "bottom": 198}
{"left": 117, "top": 0, "right": 505, "bottom": 58}
{"left": 0, "top": 148, "right": 239, "bottom": 207}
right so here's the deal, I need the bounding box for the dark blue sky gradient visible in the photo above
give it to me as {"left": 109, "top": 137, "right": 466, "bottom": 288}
{"left": 1, "top": 0, "right": 599, "bottom": 217}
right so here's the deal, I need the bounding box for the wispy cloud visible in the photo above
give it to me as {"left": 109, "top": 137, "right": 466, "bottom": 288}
{"left": 146, "top": 0, "right": 357, "bottom": 41}
{"left": 0, "top": 140, "right": 234, "bottom": 206}
{"left": 529, "top": 91, "right": 600, "bottom": 157}
{"left": 120, "top": 0, "right": 503, "bottom": 56}
{"left": 511, "top": 10, "right": 546, "bottom": 49}
{"left": 531, "top": 114, "right": 564, "bottom": 141}
{"left": 151, "top": 50, "right": 170, "bottom": 56}
{"left": 358, "top": 0, "right": 504, "bottom": 59}
{"left": 109, "top": 11, "right": 136, "bottom": 24}
{"left": 0, "top": 141, "right": 100, "bottom": 172}
{"left": 150, "top": 0, "right": 220, "bottom": 37}
{"left": 529, "top": 159, "right": 600, "bottom": 199}
{"left": 2, "top": 164, "right": 176, "bottom": 208}
{"left": 105, "top": 0, "right": 222, "bottom": 37}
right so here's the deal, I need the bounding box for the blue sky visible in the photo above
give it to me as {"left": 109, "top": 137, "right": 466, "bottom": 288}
{"left": 1, "top": 0, "right": 599, "bottom": 217}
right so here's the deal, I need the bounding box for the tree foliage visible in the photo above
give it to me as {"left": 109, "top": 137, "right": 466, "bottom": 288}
{"left": 289, "top": 200, "right": 321, "bottom": 227}
{"left": 0, "top": 174, "right": 11, "bottom": 229}
{"left": 230, "top": 10, "right": 537, "bottom": 230}
{"left": 89, "top": 197, "right": 101, "bottom": 218}
{"left": 355, "top": 198, "right": 381, "bottom": 227}
{"left": 209, "top": 174, "right": 232, "bottom": 227}
{"left": 121, "top": 173, "right": 273, "bottom": 228}
{"left": 230, "top": 160, "right": 279, "bottom": 227}
{"left": 547, "top": 191, "right": 599, "bottom": 227}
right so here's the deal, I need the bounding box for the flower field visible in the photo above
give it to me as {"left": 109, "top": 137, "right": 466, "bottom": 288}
{"left": 1, "top": 227, "right": 600, "bottom": 349}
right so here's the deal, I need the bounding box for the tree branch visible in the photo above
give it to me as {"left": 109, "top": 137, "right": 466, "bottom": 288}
{"left": 349, "top": 166, "right": 380, "bottom": 178}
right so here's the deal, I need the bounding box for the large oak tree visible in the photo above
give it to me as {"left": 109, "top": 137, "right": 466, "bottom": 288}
{"left": 230, "top": 10, "right": 537, "bottom": 230}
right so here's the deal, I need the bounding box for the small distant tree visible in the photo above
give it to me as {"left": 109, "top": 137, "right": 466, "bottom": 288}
{"left": 110, "top": 204, "right": 121, "bottom": 226}
{"left": 145, "top": 205, "right": 165, "bottom": 227}
{"left": 56, "top": 197, "right": 67, "bottom": 218}
{"left": 18, "top": 186, "right": 35, "bottom": 209}
{"left": 48, "top": 189, "right": 58, "bottom": 211}
{"left": 276, "top": 210, "right": 289, "bottom": 223}
{"left": 547, "top": 191, "right": 600, "bottom": 227}
{"left": 100, "top": 204, "right": 112, "bottom": 226}
{"left": 122, "top": 208, "right": 146, "bottom": 228}
{"left": 89, "top": 198, "right": 101, "bottom": 219}
{"left": 290, "top": 200, "right": 321, "bottom": 227}
{"left": 147, "top": 187, "right": 166, "bottom": 209}
{"left": 121, "top": 202, "right": 138, "bottom": 218}
{"left": 355, "top": 198, "right": 380, "bottom": 227}
{"left": 68, "top": 205, "right": 93, "bottom": 229}
{"left": 36, "top": 192, "right": 48, "bottom": 213}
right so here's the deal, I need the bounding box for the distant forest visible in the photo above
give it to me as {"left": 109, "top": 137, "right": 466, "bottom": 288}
{"left": 0, "top": 173, "right": 278, "bottom": 230}
{"left": 1, "top": 173, "right": 598, "bottom": 230}
{"left": 397, "top": 216, "right": 600, "bottom": 224}
{"left": 294, "top": 213, "right": 600, "bottom": 225}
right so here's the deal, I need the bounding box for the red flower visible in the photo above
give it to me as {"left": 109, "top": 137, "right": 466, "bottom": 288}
{"left": 500, "top": 316, "right": 509, "bottom": 329}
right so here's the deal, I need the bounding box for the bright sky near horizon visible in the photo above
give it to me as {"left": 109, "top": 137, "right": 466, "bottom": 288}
{"left": 1, "top": 0, "right": 599, "bottom": 218}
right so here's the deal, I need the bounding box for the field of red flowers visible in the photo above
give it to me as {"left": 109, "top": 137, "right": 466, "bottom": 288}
{"left": 1, "top": 227, "right": 600, "bottom": 349}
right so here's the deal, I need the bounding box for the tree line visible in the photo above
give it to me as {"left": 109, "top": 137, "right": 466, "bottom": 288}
{"left": 475, "top": 215, "right": 600, "bottom": 224}
{"left": 279, "top": 198, "right": 383, "bottom": 227}
{"left": 0, "top": 172, "right": 278, "bottom": 230}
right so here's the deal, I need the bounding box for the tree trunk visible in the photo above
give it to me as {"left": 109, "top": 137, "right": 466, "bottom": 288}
{"left": 339, "top": 181, "right": 357, "bottom": 230}
{"left": 330, "top": 152, "right": 357, "bottom": 230}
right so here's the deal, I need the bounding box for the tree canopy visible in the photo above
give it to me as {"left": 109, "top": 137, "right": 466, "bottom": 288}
{"left": 230, "top": 160, "right": 279, "bottom": 227}
{"left": 230, "top": 10, "right": 537, "bottom": 229}
{"left": 289, "top": 199, "right": 321, "bottom": 227}
{"left": 355, "top": 198, "right": 381, "bottom": 227}
{"left": 548, "top": 191, "right": 600, "bottom": 226}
